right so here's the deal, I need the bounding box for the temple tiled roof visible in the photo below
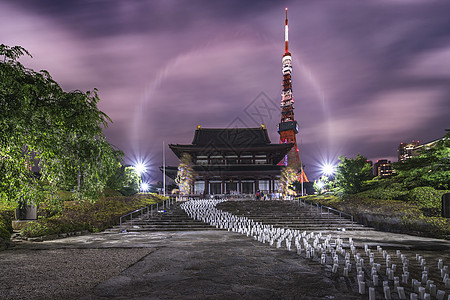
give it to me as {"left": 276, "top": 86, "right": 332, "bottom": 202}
{"left": 192, "top": 127, "right": 271, "bottom": 146}
{"left": 169, "top": 127, "right": 293, "bottom": 165}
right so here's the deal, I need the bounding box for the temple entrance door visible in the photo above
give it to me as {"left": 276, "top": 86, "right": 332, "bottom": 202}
{"left": 242, "top": 181, "right": 254, "bottom": 194}
{"left": 194, "top": 181, "right": 205, "bottom": 195}
{"left": 226, "top": 182, "right": 238, "bottom": 194}
{"left": 210, "top": 182, "right": 222, "bottom": 194}
{"left": 259, "top": 179, "right": 270, "bottom": 194}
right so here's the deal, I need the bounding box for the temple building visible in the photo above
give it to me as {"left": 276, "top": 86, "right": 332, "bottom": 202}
{"left": 165, "top": 126, "right": 293, "bottom": 196}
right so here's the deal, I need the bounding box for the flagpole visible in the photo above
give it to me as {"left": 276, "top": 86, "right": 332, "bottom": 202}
{"left": 163, "top": 140, "right": 166, "bottom": 198}
{"left": 300, "top": 139, "right": 304, "bottom": 197}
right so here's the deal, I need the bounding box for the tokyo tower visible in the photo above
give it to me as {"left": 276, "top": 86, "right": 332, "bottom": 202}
{"left": 278, "top": 8, "right": 308, "bottom": 183}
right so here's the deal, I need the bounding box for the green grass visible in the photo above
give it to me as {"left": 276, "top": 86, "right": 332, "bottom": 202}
{"left": 20, "top": 193, "right": 167, "bottom": 238}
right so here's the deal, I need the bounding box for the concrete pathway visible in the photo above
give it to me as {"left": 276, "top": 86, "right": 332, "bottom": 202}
{"left": 82, "top": 230, "right": 361, "bottom": 300}
{"left": 2, "top": 230, "right": 361, "bottom": 300}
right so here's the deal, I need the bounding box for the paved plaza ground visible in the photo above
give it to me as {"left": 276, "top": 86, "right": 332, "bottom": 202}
{"left": 0, "top": 230, "right": 358, "bottom": 299}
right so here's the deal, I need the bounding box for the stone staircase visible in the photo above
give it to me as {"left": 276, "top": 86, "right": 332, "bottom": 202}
{"left": 115, "top": 199, "right": 370, "bottom": 233}
{"left": 113, "top": 202, "right": 214, "bottom": 232}
{"left": 215, "top": 200, "right": 371, "bottom": 232}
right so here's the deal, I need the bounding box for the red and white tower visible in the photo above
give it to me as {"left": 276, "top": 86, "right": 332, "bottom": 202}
{"left": 278, "top": 8, "right": 308, "bottom": 183}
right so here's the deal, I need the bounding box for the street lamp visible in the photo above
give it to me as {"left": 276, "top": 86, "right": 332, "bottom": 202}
{"left": 316, "top": 180, "right": 324, "bottom": 194}
{"left": 317, "top": 181, "right": 324, "bottom": 189}
{"left": 135, "top": 163, "right": 146, "bottom": 175}
{"left": 322, "top": 163, "right": 335, "bottom": 176}
{"left": 133, "top": 161, "right": 148, "bottom": 193}
{"left": 141, "top": 182, "right": 149, "bottom": 192}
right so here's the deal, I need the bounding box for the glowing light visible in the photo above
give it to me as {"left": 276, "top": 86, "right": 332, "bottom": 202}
{"left": 322, "top": 163, "right": 335, "bottom": 176}
{"left": 141, "top": 182, "right": 149, "bottom": 192}
{"left": 135, "top": 163, "right": 146, "bottom": 175}
{"left": 317, "top": 181, "right": 324, "bottom": 189}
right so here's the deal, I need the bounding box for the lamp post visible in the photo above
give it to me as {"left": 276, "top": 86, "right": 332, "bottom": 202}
{"left": 163, "top": 140, "right": 166, "bottom": 198}
{"left": 322, "top": 164, "right": 335, "bottom": 177}
{"left": 141, "top": 182, "right": 149, "bottom": 192}
{"left": 134, "top": 162, "right": 146, "bottom": 193}
{"left": 318, "top": 162, "right": 336, "bottom": 194}
{"left": 300, "top": 162, "right": 304, "bottom": 197}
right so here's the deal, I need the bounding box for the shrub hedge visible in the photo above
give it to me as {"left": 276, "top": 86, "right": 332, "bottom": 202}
{"left": 302, "top": 194, "right": 450, "bottom": 239}
{"left": 20, "top": 193, "right": 167, "bottom": 238}
{"left": 406, "top": 187, "right": 449, "bottom": 210}
{"left": 0, "top": 206, "right": 14, "bottom": 240}
{"left": 355, "top": 181, "right": 449, "bottom": 217}
{"left": 357, "top": 185, "right": 409, "bottom": 201}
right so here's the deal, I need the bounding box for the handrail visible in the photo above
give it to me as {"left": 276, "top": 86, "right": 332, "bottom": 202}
{"left": 119, "top": 197, "right": 176, "bottom": 231}
{"left": 297, "top": 197, "right": 355, "bottom": 230}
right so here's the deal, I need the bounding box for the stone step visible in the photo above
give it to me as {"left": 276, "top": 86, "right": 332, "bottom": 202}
{"left": 128, "top": 224, "right": 213, "bottom": 229}
{"left": 237, "top": 218, "right": 362, "bottom": 224}
{"left": 116, "top": 203, "right": 211, "bottom": 232}
{"left": 215, "top": 200, "right": 370, "bottom": 232}
{"left": 118, "top": 200, "right": 372, "bottom": 233}
{"left": 122, "top": 221, "right": 365, "bottom": 229}
{"left": 122, "top": 227, "right": 216, "bottom": 232}
{"left": 245, "top": 219, "right": 359, "bottom": 224}
{"left": 120, "top": 221, "right": 210, "bottom": 227}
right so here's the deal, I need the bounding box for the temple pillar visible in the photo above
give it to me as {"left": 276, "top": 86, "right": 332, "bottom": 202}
{"left": 205, "top": 179, "right": 209, "bottom": 195}
{"left": 239, "top": 179, "right": 242, "bottom": 194}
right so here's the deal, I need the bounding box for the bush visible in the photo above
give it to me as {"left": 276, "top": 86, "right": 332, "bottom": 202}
{"left": 406, "top": 187, "right": 449, "bottom": 211}
{"left": 0, "top": 206, "right": 14, "bottom": 240}
{"left": 302, "top": 194, "right": 450, "bottom": 239}
{"left": 0, "top": 226, "right": 10, "bottom": 240}
{"left": 100, "top": 188, "right": 122, "bottom": 198}
{"left": 20, "top": 193, "right": 167, "bottom": 238}
{"left": 357, "top": 184, "right": 408, "bottom": 201}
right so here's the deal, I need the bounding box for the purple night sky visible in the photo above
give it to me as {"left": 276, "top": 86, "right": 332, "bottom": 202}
{"left": 2, "top": 0, "right": 449, "bottom": 182}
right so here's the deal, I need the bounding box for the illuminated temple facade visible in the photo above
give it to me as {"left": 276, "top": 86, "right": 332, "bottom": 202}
{"left": 165, "top": 126, "right": 293, "bottom": 196}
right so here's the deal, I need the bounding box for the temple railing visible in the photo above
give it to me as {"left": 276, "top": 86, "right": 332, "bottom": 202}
{"left": 119, "top": 197, "right": 176, "bottom": 230}
{"left": 296, "top": 197, "right": 355, "bottom": 230}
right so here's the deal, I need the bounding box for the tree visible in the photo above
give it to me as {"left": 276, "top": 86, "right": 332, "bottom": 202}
{"left": 106, "top": 164, "right": 141, "bottom": 196}
{"left": 0, "top": 44, "right": 120, "bottom": 207}
{"left": 334, "top": 154, "right": 373, "bottom": 194}
{"left": 313, "top": 175, "right": 334, "bottom": 194}
{"left": 393, "top": 132, "right": 450, "bottom": 190}
{"left": 175, "top": 153, "right": 196, "bottom": 196}
{"left": 280, "top": 167, "right": 298, "bottom": 197}
{"left": 280, "top": 149, "right": 303, "bottom": 197}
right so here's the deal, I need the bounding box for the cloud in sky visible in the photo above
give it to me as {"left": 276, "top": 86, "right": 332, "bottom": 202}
{"left": 1, "top": 0, "right": 449, "bottom": 181}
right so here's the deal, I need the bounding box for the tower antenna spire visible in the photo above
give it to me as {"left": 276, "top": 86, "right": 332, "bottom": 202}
{"left": 285, "top": 8, "right": 289, "bottom": 53}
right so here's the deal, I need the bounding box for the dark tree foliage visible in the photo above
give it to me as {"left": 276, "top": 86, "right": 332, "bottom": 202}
{"left": 335, "top": 154, "right": 373, "bottom": 194}
{"left": 106, "top": 165, "right": 141, "bottom": 196}
{"left": 393, "top": 132, "right": 450, "bottom": 190}
{"left": 0, "top": 44, "right": 121, "bottom": 207}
